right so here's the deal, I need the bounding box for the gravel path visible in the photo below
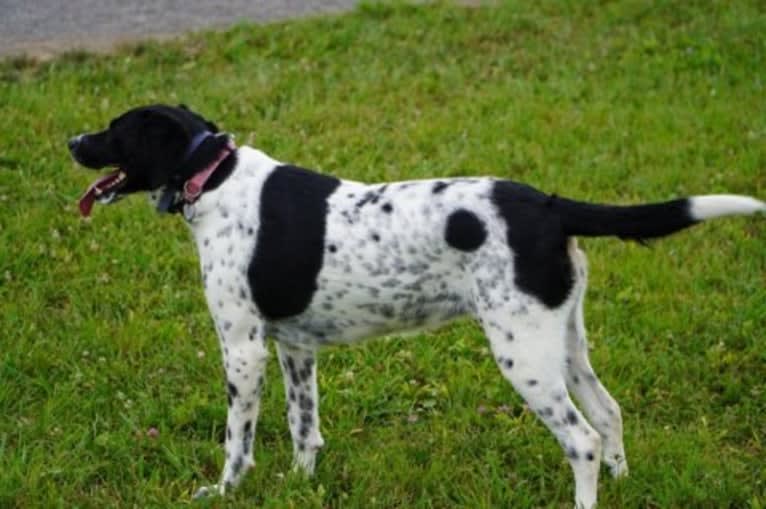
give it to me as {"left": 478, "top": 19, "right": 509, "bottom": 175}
{"left": 0, "top": 0, "right": 361, "bottom": 58}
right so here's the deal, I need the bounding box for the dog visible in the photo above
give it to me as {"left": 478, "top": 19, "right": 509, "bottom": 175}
{"left": 68, "top": 104, "right": 764, "bottom": 509}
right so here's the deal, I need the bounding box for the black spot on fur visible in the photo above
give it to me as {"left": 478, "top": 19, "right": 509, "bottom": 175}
{"left": 445, "top": 209, "right": 487, "bottom": 252}
{"left": 356, "top": 191, "right": 376, "bottom": 208}
{"left": 586, "top": 451, "right": 595, "bottom": 461}
{"left": 567, "top": 447, "right": 579, "bottom": 460}
{"left": 566, "top": 410, "right": 579, "bottom": 425}
{"left": 356, "top": 185, "right": 388, "bottom": 209}
{"left": 227, "top": 382, "right": 239, "bottom": 406}
{"left": 299, "top": 415, "right": 311, "bottom": 438}
{"left": 249, "top": 165, "right": 340, "bottom": 319}
{"left": 432, "top": 181, "right": 450, "bottom": 194}
{"left": 231, "top": 456, "right": 244, "bottom": 476}
{"left": 491, "top": 180, "right": 574, "bottom": 308}
{"left": 299, "top": 393, "right": 314, "bottom": 411}
{"left": 286, "top": 356, "right": 300, "bottom": 386}
{"left": 382, "top": 202, "right": 393, "bottom": 213}
{"left": 299, "top": 358, "right": 314, "bottom": 382}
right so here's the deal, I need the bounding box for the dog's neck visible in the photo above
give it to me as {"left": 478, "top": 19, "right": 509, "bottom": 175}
{"left": 158, "top": 133, "right": 239, "bottom": 214}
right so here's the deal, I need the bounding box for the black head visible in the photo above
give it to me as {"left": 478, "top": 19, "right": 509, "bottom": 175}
{"left": 68, "top": 104, "right": 231, "bottom": 216}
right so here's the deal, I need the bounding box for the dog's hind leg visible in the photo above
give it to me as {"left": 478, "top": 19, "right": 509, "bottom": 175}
{"left": 276, "top": 341, "right": 324, "bottom": 475}
{"left": 564, "top": 247, "right": 628, "bottom": 479}
{"left": 478, "top": 302, "right": 601, "bottom": 509}
{"left": 194, "top": 317, "right": 269, "bottom": 499}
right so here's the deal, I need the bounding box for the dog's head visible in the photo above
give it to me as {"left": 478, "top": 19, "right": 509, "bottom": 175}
{"left": 68, "top": 104, "right": 229, "bottom": 216}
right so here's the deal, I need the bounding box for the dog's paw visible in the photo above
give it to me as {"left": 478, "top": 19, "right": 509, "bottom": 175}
{"left": 291, "top": 452, "right": 317, "bottom": 477}
{"left": 193, "top": 484, "right": 223, "bottom": 500}
{"left": 605, "top": 453, "right": 629, "bottom": 479}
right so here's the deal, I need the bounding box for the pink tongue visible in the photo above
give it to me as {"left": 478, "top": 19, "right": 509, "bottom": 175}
{"left": 79, "top": 189, "right": 97, "bottom": 217}
{"left": 78, "top": 170, "right": 122, "bottom": 217}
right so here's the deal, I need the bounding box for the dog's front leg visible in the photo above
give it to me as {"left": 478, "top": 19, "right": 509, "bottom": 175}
{"left": 275, "top": 342, "right": 324, "bottom": 475}
{"left": 195, "top": 318, "right": 268, "bottom": 499}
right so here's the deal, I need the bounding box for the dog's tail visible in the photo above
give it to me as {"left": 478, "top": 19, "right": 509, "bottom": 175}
{"left": 554, "top": 194, "right": 765, "bottom": 241}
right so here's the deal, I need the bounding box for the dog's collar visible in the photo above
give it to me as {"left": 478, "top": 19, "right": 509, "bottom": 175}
{"left": 157, "top": 133, "right": 236, "bottom": 213}
{"left": 183, "top": 138, "right": 236, "bottom": 203}
{"left": 183, "top": 130, "right": 212, "bottom": 161}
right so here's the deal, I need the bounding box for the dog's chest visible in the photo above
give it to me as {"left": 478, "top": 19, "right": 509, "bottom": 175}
{"left": 188, "top": 149, "right": 276, "bottom": 324}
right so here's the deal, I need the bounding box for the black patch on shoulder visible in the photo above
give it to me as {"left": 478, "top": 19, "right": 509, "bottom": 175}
{"left": 249, "top": 165, "right": 341, "bottom": 319}
{"left": 491, "top": 180, "right": 574, "bottom": 308}
{"left": 445, "top": 209, "right": 487, "bottom": 252}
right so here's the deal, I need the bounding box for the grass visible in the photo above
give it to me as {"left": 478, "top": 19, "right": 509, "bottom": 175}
{"left": 1, "top": 1, "right": 764, "bottom": 507}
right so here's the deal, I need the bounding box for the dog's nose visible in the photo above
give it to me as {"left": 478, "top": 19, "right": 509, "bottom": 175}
{"left": 68, "top": 135, "right": 82, "bottom": 152}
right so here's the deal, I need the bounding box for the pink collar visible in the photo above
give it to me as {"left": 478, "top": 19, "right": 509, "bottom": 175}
{"left": 182, "top": 139, "right": 236, "bottom": 203}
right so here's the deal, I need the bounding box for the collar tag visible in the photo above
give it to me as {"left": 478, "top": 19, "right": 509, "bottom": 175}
{"left": 156, "top": 188, "right": 177, "bottom": 213}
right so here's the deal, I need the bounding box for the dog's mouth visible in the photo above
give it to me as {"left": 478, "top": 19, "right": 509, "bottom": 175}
{"left": 79, "top": 169, "right": 128, "bottom": 217}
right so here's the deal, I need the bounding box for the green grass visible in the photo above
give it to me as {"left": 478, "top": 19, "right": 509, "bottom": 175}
{"left": 1, "top": 1, "right": 765, "bottom": 507}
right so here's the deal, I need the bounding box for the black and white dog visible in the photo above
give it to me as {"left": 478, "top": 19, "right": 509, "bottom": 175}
{"left": 68, "top": 104, "right": 764, "bottom": 509}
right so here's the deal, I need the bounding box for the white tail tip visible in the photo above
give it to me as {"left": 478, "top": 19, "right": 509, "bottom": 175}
{"left": 689, "top": 195, "right": 766, "bottom": 221}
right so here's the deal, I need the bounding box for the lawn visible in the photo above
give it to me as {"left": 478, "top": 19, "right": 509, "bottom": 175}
{"left": 0, "top": 1, "right": 764, "bottom": 507}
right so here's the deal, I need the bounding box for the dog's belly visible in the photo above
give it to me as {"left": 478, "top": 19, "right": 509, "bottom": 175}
{"left": 269, "top": 261, "right": 472, "bottom": 345}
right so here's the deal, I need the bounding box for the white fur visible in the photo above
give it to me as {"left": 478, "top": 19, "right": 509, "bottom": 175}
{"left": 689, "top": 194, "right": 765, "bottom": 221}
